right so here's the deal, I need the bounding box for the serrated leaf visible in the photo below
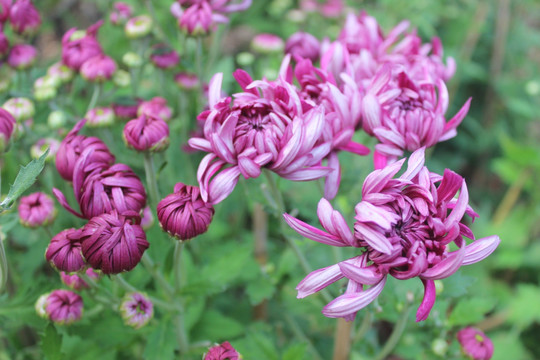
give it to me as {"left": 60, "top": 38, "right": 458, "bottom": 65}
{"left": 42, "top": 323, "right": 63, "bottom": 360}
{"left": 143, "top": 319, "right": 177, "bottom": 360}
{"left": 0, "top": 150, "right": 48, "bottom": 211}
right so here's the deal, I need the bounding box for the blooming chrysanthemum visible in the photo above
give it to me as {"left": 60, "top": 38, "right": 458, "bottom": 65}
{"left": 188, "top": 71, "right": 334, "bottom": 204}
{"left": 80, "top": 210, "right": 149, "bottom": 274}
{"left": 119, "top": 292, "right": 154, "bottom": 329}
{"left": 18, "top": 192, "right": 56, "bottom": 227}
{"left": 284, "top": 148, "right": 500, "bottom": 322}
{"left": 457, "top": 327, "right": 494, "bottom": 360}
{"left": 62, "top": 21, "right": 104, "bottom": 71}
{"left": 157, "top": 183, "right": 214, "bottom": 240}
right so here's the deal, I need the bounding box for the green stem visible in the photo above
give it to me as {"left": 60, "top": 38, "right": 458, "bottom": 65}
{"left": 86, "top": 83, "right": 101, "bottom": 113}
{"left": 113, "top": 274, "right": 181, "bottom": 312}
{"left": 141, "top": 254, "right": 174, "bottom": 298}
{"left": 262, "top": 170, "right": 333, "bottom": 304}
{"left": 374, "top": 304, "right": 411, "bottom": 360}
{"left": 173, "top": 241, "right": 185, "bottom": 290}
{"left": 143, "top": 152, "right": 160, "bottom": 207}
{"left": 172, "top": 241, "right": 189, "bottom": 354}
{"left": 0, "top": 165, "right": 7, "bottom": 293}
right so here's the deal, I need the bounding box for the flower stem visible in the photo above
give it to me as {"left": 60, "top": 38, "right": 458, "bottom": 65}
{"left": 332, "top": 318, "right": 353, "bottom": 360}
{"left": 141, "top": 254, "right": 174, "bottom": 298}
{"left": 173, "top": 241, "right": 184, "bottom": 290}
{"left": 143, "top": 152, "right": 160, "bottom": 207}
{"left": 0, "top": 166, "right": 7, "bottom": 293}
{"left": 172, "top": 241, "right": 190, "bottom": 353}
{"left": 86, "top": 83, "right": 101, "bottom": 113}
{"left": 374, "top": 303, "right": 411, "bottom": 360}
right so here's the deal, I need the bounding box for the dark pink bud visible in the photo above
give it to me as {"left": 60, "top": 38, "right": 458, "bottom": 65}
{"left": 123, "top": 114, "right": 169, "bottom": 152}
{"left": 109, "top": 2, "right": 132, "bottom": 25}
{"left": 45, "top": 228, "right": 86, "bottom": 273}
{"left": 174, "top": 72, "right": 199, "bottom": 90}
{"left": 457, "top": 327, "right": 494, "bottom": 360}
{"left": 0, "top": 108, "right": 15, "bottom": 153}
{"left": 204, "top": 341, "right": 241, "bottom": 360}
{"left": 0, "top": 30, "right": 9, "bottom": 57}
{"left": 150, "top": 44, "right": 180, "bottom": 69}
{"left": 113, "top": 97, "right": 142, "bottom": 120}
{"left": 45, "top": 289, "right": 83, "bottom": 325}
{"left": 80, "top": 210, "right": 149, "bottom": 274}
{"left": 55, "top": 120, "right": 115, "bottom": 181}
{"left": 157, "top": 183, "right": 214, "bottom": 241}
{"left": 7, "top": 43, "right": 37, "bottom": 69}
{"left": 0, "top": 0, "right": 11, "bottom": 23}
{"left": 285, "top": 31, "right": 320, "bottom": 62}
{"left": 18, "top": 192, "right": 56, "bottom": 227}
{"left": 73, "top": 162, "right": 146, "bottom": 219}
{"left": 80, "top": 54, "right": 117, "bottom": 82}
{"left": 61, "top": 21, "right": 104, "bottom": 71}
{"left": 137, "top": 97, "right": 173, "bottom": 122}
{"left": 60, "top": 268, "right": 100, "bottom": 291}
{"left": 9, "top": 0, "right": 41, "bottom": 35}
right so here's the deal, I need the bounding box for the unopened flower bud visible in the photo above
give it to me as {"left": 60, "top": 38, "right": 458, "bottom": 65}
{"left": 45, "top": 290, "right": 83, "bottom": 325}
{"left": 9, "top": 0, "right": 41, "bottom": 36}
{"left": 48, "top": 111, "right": 67, "bottom": 129}
{"left": 157, "top": 183, "right": 215, "bottom": 241}
{"left": 7, "top": 44, "right": 37, "bottom": 69}
{"left": 204, "top": 342, "right": 241, "bottom": 360}
{"left": 457, "top": 327, "right": 494, "bottom": 360}
{"left": 113, "top": 69, "right": 131, "bottom": 87}
{"left": 120, "top": 292, "right": 153, "bottom": 329}
{"left": 45, "top": 228, "right": 86, "bottom": 273}
{"left": 236, "top": 52, "right": 255, "bottom": 67}
{"left": 150, "top": 44, "right": 180, "bottom": 69}
{"left": 125, "top": 15, "right": 153, "bottom": 38}
{"left": 431, "top": 338, "right": 448, "bottom": 357}
{"left": 122, "top": 52, "right": 143, "bottom": 68}
{"left": 85, "top": 107, "right": 115, "bottom": 127}
{"left": 137, "top": 97, "right": 172, "bottom": 121}
{"left": 33, "top": 85, "right": 57, "bottom": 102}
{"left": 113, "top": 97, "right": 141, "bottom": 120}
{"left": 62, "top": 21, "right": 104, "bottom": 71}
{"left": 3, "top": 97, "right": 34, "bottom": 122}
{"left": 35, "top": 293, "right": 50, "bottom": 319}
{"left": 47, "top": 62, "right": 75, "bottom": 83}
{"left": 34, "top": 75, "right": 61, "bottom": 89}
{"left": 174, "top": 72, "right": 199, "bottom": 90}
{"left": 0, "top": 108, "right": 15, "bottom": 153}
{"left": 251, "top": 33, "right": 284, "bottom": 54}
{"left": 81, "top": 54, "right": 117, "bottom": 82}
{"left": 110, "top": 2, "right": 132, "bottom": 25}
{"left": 30, "top": 138, "right": 60, "bottom": 161}
{"left": 60, "top": 268, "right": 100, "bottom": 291}
{"left": 18, "top": 192, "right": 57, "bottom": 228}
{"left": 285, "top": 31, "right": 320, "bottom": 62}
{"left": 123, "top": 114, "right": 169, "bottom": 152}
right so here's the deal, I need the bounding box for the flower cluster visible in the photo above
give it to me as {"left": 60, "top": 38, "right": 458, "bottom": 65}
{"left": 284, "top": 148, "right": 500, "bottom": 321}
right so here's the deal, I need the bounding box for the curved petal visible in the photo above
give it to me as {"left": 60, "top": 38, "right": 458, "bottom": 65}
{"left": 283, "top": 213, "right": 348, "bottom": 247}
{"left": 296, "top": 263, "right": 344, "bottom": 298}
{"left": 338, "top": 262, "right": 384, "bottom": 285}
{"left": 416, "top": 279, "right": 436, "bottom": 322}
{"left": 462, "top": 235, "right": 500, "bottom": 266}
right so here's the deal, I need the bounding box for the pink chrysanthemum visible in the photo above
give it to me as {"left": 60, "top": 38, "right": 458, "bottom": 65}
{"left": 18, "top": 192, "right": 56, "bottom": 228}
{"left": 284, "top": 148, "right": 500, "bottom": 322}
{"left": 120, "top": 292, "right": 154, "bottom": 329}
{"left": 44, "top": 289, "right": 83, "bottom": 325}
{"left": 457, "top": 327, "right": 494, "bottom": 360}
{"left": 204, "top": 341, "right": 241, "bottom": 360}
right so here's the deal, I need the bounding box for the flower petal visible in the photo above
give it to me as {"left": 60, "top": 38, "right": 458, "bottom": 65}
{"left": 416, "top": 279, "right": 436, "bottom": 322}
{"left": 462, "top": 235, "right": 500, "bottom": 266}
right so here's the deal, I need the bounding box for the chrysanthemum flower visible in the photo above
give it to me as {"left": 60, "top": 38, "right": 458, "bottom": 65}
{"left": 123, "top": 114, "right": 169, "bottom": 152}
{"left": 62, "top": 21, "right": 104, "bottom": 71}
{"left": 60, "top": 268, "right": 100, "bottom": 291}
{"left": 204, "top": 341, "right": 241, "bottom": 360}
{"left": 44, "top": 289, "right": 83, "bottom": 325}
{"left": 9, "top": 0, "right": 41, "bottom": 35}
{"left": 457, "top": 327, "right": 494, "bottom": 360}
{"left": 119, "top": 292, "right": 154, "bottom": 329}
{"left": 45, "top": 228, "right": 86, "bottom": 273}
{"left": 284, "top": 148, "right": 500, "bottom": 322}
{"left": 18, "top": 192, "right": 56, "bottom": 228}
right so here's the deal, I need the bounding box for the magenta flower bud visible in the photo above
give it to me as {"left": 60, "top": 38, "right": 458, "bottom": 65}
{"left": 0, "top": 0, "right": 11, "bottom": 23}
{"left": 68, "top": 162, "right": 146, "bottom": 219}
{"left": 30, "top": 137, "right": 60, "bottom": 161}
{"left": 119, "top": 292, "right": 154, "bottom": 329}
{"left": 285, "top": 32, "right": 320, "bottom": 62}
{"left": 123, "top": 114, "right": 169, "bottom": 152}
{"left": 109, "top": 2, "right": 132, "bottom": 25}
{"left": 45, "top": 289, "right": 83, "bottom": 325}
{"left": 204, "top": 341, "right": 241, "bottom": 360}
{"left": 80, "top": 210, "right": 149, "bottom": 274}
{"left": 55, "top": 120, "right": 115, "bottom": 181}
{"left": 9, "top": 0, "right": 41, "bottom": 35}
{"left": 60, "top": 268, "right": 100, "bottom": 291}
{"left": 251, "top": 33, "right": 284, "bottom": 54}
{"left": 174, "top": 72, "right": 199, "bottom": 90}
{"left": 0, "top": 30, "right": 9, "bottom": 57}
{"left": 61, "top": 21, "right": 104, "bottom": 71}
{"left": 7, "top": 43, "right": 37, "bottom": 69}
{"left": 0, "top": 108, "right": 15, "bottom": 153}
{"left": 80, "top": 54, "right": 117, "bottom": 82}
{"left": 45, "top": 228, "right": 86, "bottom": 273}
{"left": 140, "top": 205, "right": 154, "bottom": 230}
{"left": 157, "top": 183, "right": 214, "bottom": 241}
{"left": 150, "top": 44, "right": 180, "bottom": 69}
{"left": 85, "top": 106, "right": 115, "bottom": 127}
{"left": 137, "top": 97, "right": 173, "bottom": 121}
{"left": 457, "top": 327, "right": 494, "bottom": 360}
{"left": 178, "top": 2, "right": 214, "bottom": 36}
{"left": 47, "top": 62, "right": 74, "bottom": 83}
{"left": 18, "top": 192, "right": 56, "bottom": 228}
{"left": 113, "top": 98, "right": 142, "bottom": 120}
{"left": 320, "top": 0, "right": 343, "bottom": 18}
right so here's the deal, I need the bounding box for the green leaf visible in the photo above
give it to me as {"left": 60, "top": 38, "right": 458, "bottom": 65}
{"left": 508, "top": 284, "right": 540, "bottom": 328}
{"left": 42, "top": 323, "right": 63, "bottom": 360}
{"left": 246, "top": 276, "right": 275, "bottom": 305}
{"left": 0, "top": 150, "right": 48, "bottom": 211}
{"left": 143, "top": 319, "right": 177, "bottom": 360}
{"left": 448, "top": 297, "right": 497, "bottom": 326}
{"left": 282, "top": 343, "right": 307, "bottom": 360}
{"left": 192, "top": 310, "right": 245, "bottom": 340}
